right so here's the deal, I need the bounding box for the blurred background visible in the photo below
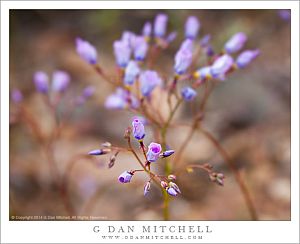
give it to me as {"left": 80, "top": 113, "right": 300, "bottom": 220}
{"left": 9, "top": 9, "right": 290, "bottom": 220}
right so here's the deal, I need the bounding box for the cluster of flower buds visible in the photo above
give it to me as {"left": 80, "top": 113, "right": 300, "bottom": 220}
{"left": 161, "top": 174, "right": 181, "bottom": 197}
{"left": 209, "top": 172, "right": 225, "bottom": 186}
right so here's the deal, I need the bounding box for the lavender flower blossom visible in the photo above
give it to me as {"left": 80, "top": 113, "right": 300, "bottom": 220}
{"left": 185, "top": 16, "right": 200, "bottom": 39}
{"left": 52, "top": 71, "right": 70, "bottom": 92}
{"left": 82, "top": 85, "right": 95, "bottom": 98}
{"left": 11, "top": 89, "right": 23, "bottom": 103}
{"left": 160, "top": 150, "right": 175, "bottom": 158}
{"left": 122, "top": 31, "right": 136, "bottom": 48}
{"left": 278, "top": 10, "right": 291, "bottom": 22}
{"left": 118, "top": 171, "right": 133, "bottom": 183}
{"left": 166, "top": 187, "right": 178, "bottom": 196}
{"left": 105, "top": 87, "right": 139, "bottom": 110}
{"left": 132, "top": 118, "right": 145, "bottom": 140}
{"left": 236, "top": 49, "right": 260, "bottom": 68}
{"left": 169, "top": 182, "right": 181, "bottom": 194}
{"left": 33, "top": 71, "right": 49, "bottom": 93}
{"left": 75, "top": 37, "right": 98, "bottom": 64}
{"left": 133, "top": 36, "right": 148, "bottom": 61}
{"left": 224, "top": 32, "right": 247, "bottom": 54}
{"left": 142, "top": 22, "right": 152, "bottom": 38}
{"left": 139, "top": 70, "right": 162, "bottom": 97}
{"left": 144, "top": 181, "right": 151, "bottom": 196}
{"left": 146, "top": 142, "right": 162, "bottom": 162}
{"left": 210, "top": 54, "right": 234, "bottom": 79}
{"left": 181, "top": 86, "right": 197, "bottom": 101}
{"left": 88, "top": 149, "right": 110, "bottom": 155}
{"left": 194, "top": 66, "right": 212, "bottom": 79}
{"left": 154, "top": 14, "right": 168, "bottom": 38}
{"left": 180, "top": 39, "right": 193, "bottom": 52}
{"left": 174, "top": 48, "right": 193, "bottom": 75}
{"left": 113, "top": 40, "right": 131, "bottom": 68}
{"left": 132, "top": 115, "right": 147, "bottom": 126}
{"left": 124, "top": 61, "right": 140, "bottom": 85}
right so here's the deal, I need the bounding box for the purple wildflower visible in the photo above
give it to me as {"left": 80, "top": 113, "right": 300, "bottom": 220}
{"left": 236, "top": 49, "right": 260, "bottom": 68}
{"left": 142, "top": 22, "right": 152, "bottom": 38}
{"left": 210, "top": 54, "right": 234, "bottom": 79}
{"left": 132, "top": 115, "right": 148, "bottom": 126}
{"left": 139, "top": 70, "right": 162, "bottom": 97}
{"left": 124, "top": 61, "right": 140, "bottom": 86}
{"left": 166, "top": 31, "right": 177, "bottom": 44}
{"left": 160, "top": 150, "right": 175, "bottom": 158}
{"left": 181, "top": 86, "right": 197, "bottom": 101}
{"left": 132, "top": 118, "right": 145, "bottom": 140}
{"left": 224, "top": 32, "right": 247, "bottom": 54}
{"left": 154, "top": 14, "right": 168, "bottom": 38}
{"left": 105, "top": 88, "right": 139, "bottom": 110}
{"left": 118, "top": 171, "right": 133, "bottom": 183}
{"left": 82, "top": 85, "right": 95, "bottom": 98}
{"left": 52, "top": 71, "right": 70, "bottom": 92}
{"left": 146, "top": 142, "right": 162, "bottom": 162}
{"left": 185, "top": 16, "right": 200, "bottom": 39}
{"left": 11, "top": 89, "right": 23, "bottom": 103}
{"left": 113, "top": 40, "right": 131, "bottom": 68}
{"left": 180, "top": 39, "right": 193, "bottom": 52}
{"left": 174, "top": 48, "right": 193, "bottom": 75}
{"left": 122, "top": 31, "right": 136, "bottom": 48}
{"left": 133, "top": 36, "right": 148, "bottom": 61}
{"left": 75, "top": 37, "right": 98, "bottom": 64}
{"left": 169, "top": 182, "right": 181, "bottom": 194}
{"left": 33, "top": 71, "right": 49, "bottom": 93}
{"left": 88, "top": 149, "right": 110, "bottom": 156}
{"left": 200, "top": 34, "right": 211, "bottom": 47}
{"left": 278, "top": 10, "right": 291, "bottom": 22}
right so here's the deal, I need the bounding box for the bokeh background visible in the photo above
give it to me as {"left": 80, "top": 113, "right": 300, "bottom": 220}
{"left": 9, "top": 10, "right": 291, "bottom": 220}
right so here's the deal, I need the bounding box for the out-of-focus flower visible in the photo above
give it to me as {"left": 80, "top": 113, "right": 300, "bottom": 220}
{"left": 139, "top": 70, "right": 162, "bottom": 97}
{"left": 113, "top": 40, "right": 131, "bottom": 68}
{"left": 33, "top": 71, "right": 49, "bottom": 93}
{"left": 142, "top": 22, "right": 152, "bottom": 38}
{"left": 132, "top": 118, "right": 145, "bottom": 140}
{"left": 124, "top": 61, "right": 140, "bottom": 85}
{"left": 160, "top": 150, "right": 175, "bottom": 158}
{"left": 11, "top": 89, "right": 23, "bottom": 103}
{"left": 146, "top": 142, "right": 162, "bottom": 162}
{"left": 180, "top": 39, "right": 193, "bottom": 52}
{"left": 144, "top": 181, "right": 151, "bottom": 196}
{"left": 210, "top": 54, "right": 234, "bottom": 79}
{"left": 169, "top": 182, "right": 181, "bottom": 194}
{"left": 75, "top": 37, "right": 98, "bottom": 64}
{"left": 278, "top": 10, "right": 291, "bottom": 21}
{"left": 166, "top": 31, "right": 177, "bottom": 44}
{"left": 209, "top": 172, "right": 225, "bottom": 186}
{"left": 194, "top": 66, "right": 212, "bottom": 79}
{"left": 174, "top": 48, "right": 193, "bottom": 75}
{"left": 118, "top": 171, "right": 133, "bottom": 183}
{"left": 168, "top": 174, "right": 177, "bottom": 181}
{"left": 200, "top": 34, "right": 211, "bottom": 47}
{"left": 52, "top": 71, "right": 70, "bottom": 92}
{"left": 161, "top": 181, "right": 169, "bottom": 189}
{"left": 185, "top": 16, "right": 200, "bottom": 39}
{"left": 154, "top": 14, "right": 168, "bottom": 38}
{"left": 82, "top": 85, "right": 95, "bottom": 98}
{"left": 224, "top": 32, "right": 247, "bottom": 54}
{"left": 88, "top": 148, "right": 111, "bottom": 156}
{"left": 132, "top": 115, "right": 148, "bottom": 125}
{"left": 122, "top": 31, "right": 136, "bottom": 48}
{"left": 181, "top": 86, "right": 197, "bottom": 101}
{"left": 236, "top": 49, "right": 260, "bottom": 68}
{"left": 206, "top": 45, "right": 215, "bottom": 57}
{"left": 133, "top": 36, "right": 148, "bottom": 61}
{"left": 105, "top": 87, "right": 139, "bottom": 110}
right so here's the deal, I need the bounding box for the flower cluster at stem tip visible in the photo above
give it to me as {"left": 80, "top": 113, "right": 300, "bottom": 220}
{"left": 88, "top": 117, "right": 180, "bottom": 197}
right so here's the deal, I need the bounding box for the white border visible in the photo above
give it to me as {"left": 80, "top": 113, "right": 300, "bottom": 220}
{"left": 1, "top": 1, "right": 299, "bottom": 243}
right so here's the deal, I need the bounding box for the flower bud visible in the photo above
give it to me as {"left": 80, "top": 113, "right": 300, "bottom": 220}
{"left": 216, "top": 173, "right": 225, "bottom": 186}
{"left": 52, "top": 70, "right": 70, "bottom": 93}
{"left": 146, "top": 142, "right": 162, "bottom": 162}
{"left": 113, "top": 40, "right": 131, "bottom": 68}
{"left": 166, "top": 187, "right": 178, "bottom": 196}
{"left": 88, "top": 148, "right": 111, "bottom": 156}
{"left": 142, "top": 22, "right": 152, "bottom": 38}
{"left": 108, "top": 155, "right": 116, "bottom": 169}
{"left": 140, "top": 70, "right": 162, "bottom": 97}
{"left": 124, "top": 126, "right": 132, "bottom": 139}
{"left": 236, "top": 49, "right": 260, "bottom": 69}
{"left": 166, "top": 32, "right": 177, "bottom": 44}
{"left": 144, "top": 181, "right": 151, "bottom": 196}
{"left": 200, "top": 34, "right": 211, "bottom": 47}
{"left": 133, "top": 36, "right": 148, "bottom": 61}
{"left": 169, "top": 182, "right": 181, "bottom": 194}
{"left": 174, "top": 48, "right": 193, "bottom": 75}
{"left": 102, "top": 142, "right": 112, "bottom": 148}
{"left": 185, "top": 16, "right": 200, "bottom": 39}
{"left": 75, "top": 37, "right": 98, "bottom": 64}
{"left": 181, "top": 86, "right": 197, "bottom": 101}
{"left": 82, "top": 85, "right": 95, "bottom": 99}
{"left": 33, "top": 71, "right": 49, "bottom": 93}
{"left": 154, "top": 14, "right": 168, "bottom": 38}
{"left": 132, "top": 118, "right": 145, "bottom": 140}
{"left": 224, "top": 32, "right": 247, "bottom": 54}
{"left": 124, "top": 61, "right": 140, "bottom": 86}
{"left": 160, "top": 150, "right": 175, "bottom": 158}
{"left": 210, "top": 54, "right": 234, "bottom": 79}
{"left": 168, "top": 174, "right": 176, "bottom": 181}
{"left": 161, "top": 181, "right": 168, "bottom": 189}
{"left": 118, "top": 171, "right": 133, "bottom": 183}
